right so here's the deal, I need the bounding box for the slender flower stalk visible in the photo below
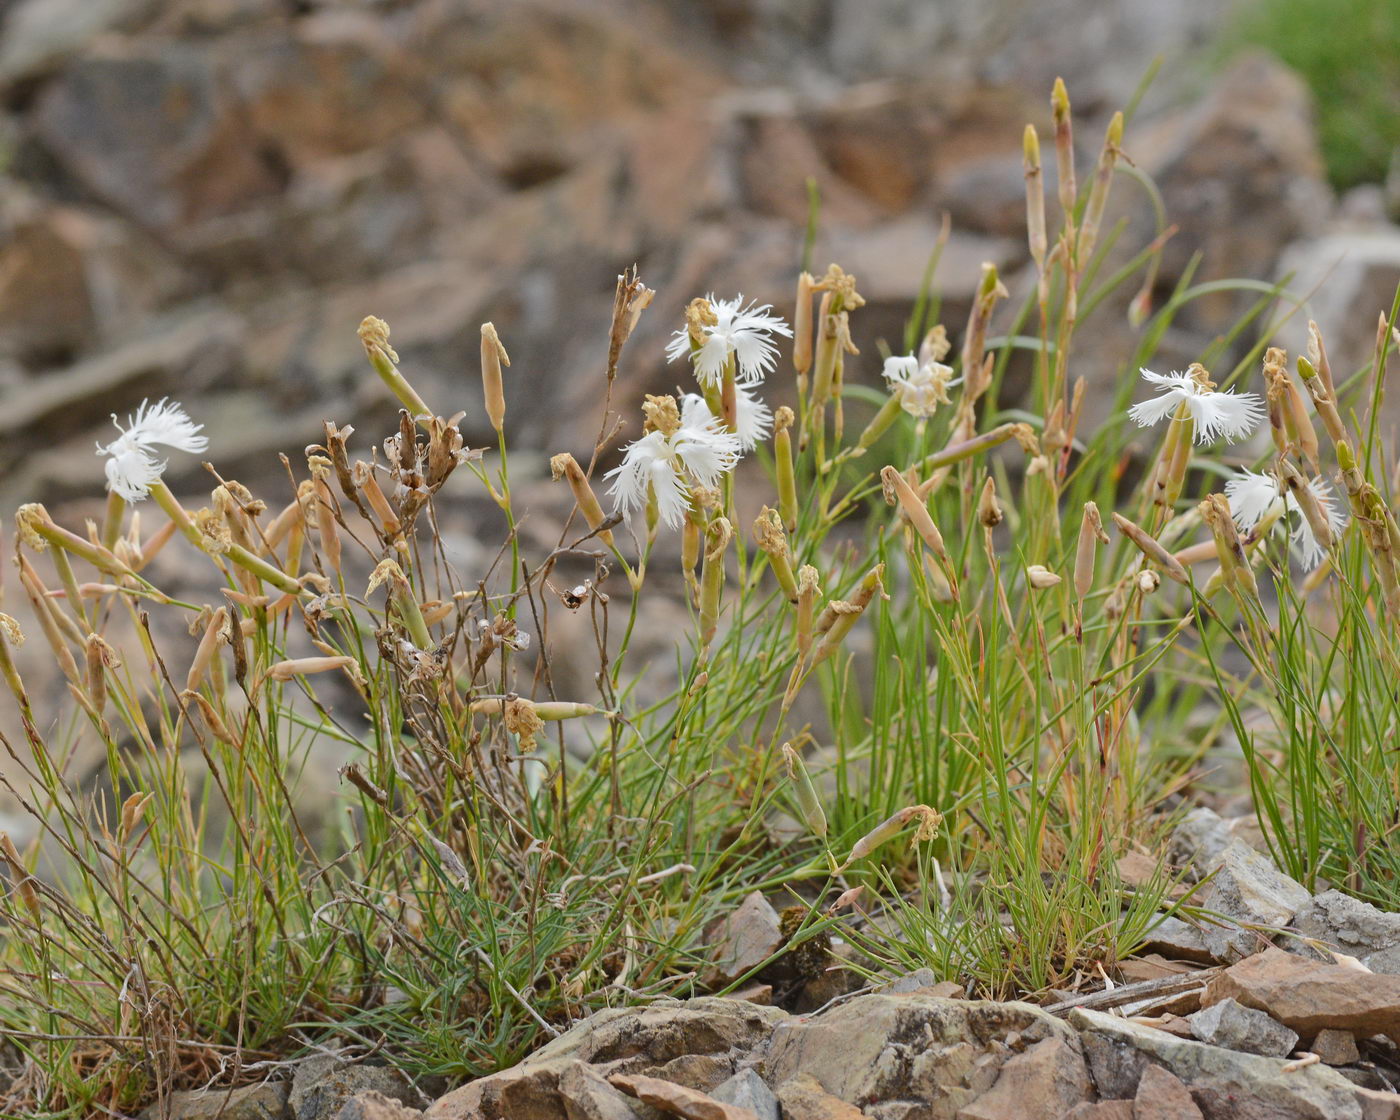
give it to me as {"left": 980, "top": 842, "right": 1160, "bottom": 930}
{"left": 1112, "top": 512, "right": 1190, "bottom": 585}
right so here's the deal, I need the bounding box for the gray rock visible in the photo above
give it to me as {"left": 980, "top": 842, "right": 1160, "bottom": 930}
{"left": 332, "top": 1090, "right": 422, "bottom": 1120}
{"left": 763, "top": 992, "right": 1085, "bottom": 1119}
{"left": 1140, "top": 916, "right": 1218, "bottom": 965}
{"left": 556, "top": 1064, "right": 648, "bottom": 1120}
{"left": 1170, "top": 808, "right": 1236, "bottom": 875}
{"left": 139, "top": 1082, "right": 289, "bottom": 1120}
{"left": 289, "top": 1057, "right": 416, "bottom": 1120}
{"left": 1197, "top": 841, "right": 1311, "bottom": 962}
{"left": 1290, "top": 890, "right": 1400, "bottom": 974}
{"left": 1072, "top": 1006, "right": 1387, "bottom": 1119}
{"left": 0, "top": 0, "right": 158, "bottom": 86}
{"left": 1188, "top": 997, "right": 1299, "bottom": 1058}
{"left": 711, "top": 1068, "right": 779, "bottom": 1120}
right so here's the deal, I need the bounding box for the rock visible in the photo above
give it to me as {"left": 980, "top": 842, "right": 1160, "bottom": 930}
{"left": 1187, "top": 998, "right": 1299, "bottom": 1058}
{"left": 704, "top": 891, "right": 784, "bottom": 987}
{"left": 1196, "top": 841, "right": 1311, "bottom": 962}
{"left": 425, "top": 999, "right": 786, "bottom": 1120}
{"left": 609, "top": 1072, "right": 759, "bottom": 1119}
{"left": 956, "top": 1036, "right": 1096, "bottom": 1119}
{"left": 32, "top": 45, "right": 284, "bottom": 231}
{"left": 1064, "top": 1104, "right": 1135, "bottom": 1120}
{"left": 557, "top": 1062, "right": 649, "bottom": 1120}
{"left": 333, "top": 1091, "right": 422, "bottom": 1120}
{"left": 0, "top": 0, "right": 157, "bottom": 87}
{"left": 710, "top": 1069, "right": 778, "bottom": 1120}
{"left": 1130, "top": 51, "right": 1333, "bottom": 337}
{"left": 1170, "top": 809, "right": 1235, "bottom": 875}
{"left": 1140, "top": 917, "right": 1218, "bottom": 966}
{"left": 1073, "top": 1005, "right": 1386, "bottom": 1118}
{"left": 289, "top": 1057, "right": 416, "bottom": 1120}
{"left": 1133, "top": 1063, "right": 1203, "bottom": 1120}
{"left": 139, "top": 1081, "right": 289, "bottom": 1120}
{"left": 1272, "top": 229, "right": 1400, "bottom": 405}
{"left": 1289, "top": 890, "right": 1400, "bottom": 974}
{"left": 764, "top": 992, "right": 1084, "bottom": 1119}
{"left": 1202, "top": 947, "right": 1400, "bottom": 1042}
{"left": 1311, "top": 1029, "right": 1361, "bottom": 1067}
{"left": 773, "top": 1074, "right": 868, "bottom": 1120}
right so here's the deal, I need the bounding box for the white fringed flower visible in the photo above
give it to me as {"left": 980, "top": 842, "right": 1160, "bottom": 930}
{"left": 97, "top": 398, "right": 209, "bottom": 501}
{"left": 1128, "top": 368, "right": 1264, "bottom": 444}
{"left": 681, "top": 387, "right": 773, "bottom": 451}
{"left": 1224, "top": 468, "right": 1348, "bottom": 568}
{"left": 882, "top": 355, "right": 959, "bottom": 418}
{"left": 665, "top": 295, "right": 792, "bottom": 388}
{"left": 606, "top": 396, "right": 741, "bottom": 528}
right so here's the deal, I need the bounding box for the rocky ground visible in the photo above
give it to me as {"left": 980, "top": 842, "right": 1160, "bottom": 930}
{"left": 140, "top": 805, "right": 1400, "bottom": 1120}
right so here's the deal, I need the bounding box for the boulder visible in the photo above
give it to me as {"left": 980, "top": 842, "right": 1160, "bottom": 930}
{"left": 763, "top": 992, "right": 1085, "bottom": 1119}
{"left": 425, "top": 999, "right": 786, "bottom": 1120}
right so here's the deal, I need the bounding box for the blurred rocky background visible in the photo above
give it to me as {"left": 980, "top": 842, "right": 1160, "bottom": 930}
{"left": 0, "top": 0, "right": 1397, "bottom": 516}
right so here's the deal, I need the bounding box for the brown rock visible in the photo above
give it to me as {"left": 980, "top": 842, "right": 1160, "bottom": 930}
{"left": 425, "top": 999, "right": 785, "bottom": 1120}
{"left": 1064, "top": 1104, "right": 1134, "bottom": 1120}
{"left": 1133, "top": 1063, "right": 1204, "bottom": 1120}
{"left": 956, "top": 1036, "right": 1096, "bottom": 1119}
{"left": 609, "top": 1073, "right": 758, "bottom": 1120}
{"left": 773, "top": 1074, "right": 868, "bottom": 1120}
{"left": 764, "top": 993, "right": 1084, "bottom": 1119}
{"left": 704, "top": 891, "right": 784, "bottom": 987}
{"left": 558, "top": 1062, "right": 648, "bottom": 1120}
{"left": 1311, "top": 1029, "right": 1361, "bottom": 1067}
{"left": 1203, "top": 947, "right": 1400, "bottom": 1042}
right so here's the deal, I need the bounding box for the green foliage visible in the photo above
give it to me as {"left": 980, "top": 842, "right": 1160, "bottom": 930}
{"left": 1232, "top": 0, "right": 1400, "bottom": 190}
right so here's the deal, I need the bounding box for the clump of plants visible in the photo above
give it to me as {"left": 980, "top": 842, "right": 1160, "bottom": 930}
{"left": 1, "top": 78, "right": 1397, "bottom": 1117}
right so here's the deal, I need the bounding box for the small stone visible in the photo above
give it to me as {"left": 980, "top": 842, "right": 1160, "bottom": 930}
{"left": 884, "top": 967, "right": 939, "bottom": 993}
{"left": 1133, "top": 1063, "right": 1204, "bottom": 1120}
{"left": 1139, "top": 916, "right": 1217, "bottom": 965}
{"left": 1188, "top": 997, "right": 1299, "bottom": 1057}
{"left": 557, "top": 1064, "right": 646, "bottom": 1120}
{"left": 774, "top": 1074, "right": 866, "bottom": 1120}
{"left": 710, "top": 1069, "right": 779, "bottom": 1120}
{"left": 729, "top": 984, "right": 773, "bottom": 1005}
{"left": 956, "top": 1036, "right": 1096, "bottom": 1119}
{"left": 1064, "top": 1104, "right": 1135, "bottom": 1120}
{"left": 1203, "top": 946, "right": 1400, "bottom": 1041}
{"left": 138, "top": 1082, "right": 289, "bottom": 1120}
{"left": 1311, "top": 1029, "right": 1361, "bottom": 1067}
{"left": 1196, "top": 841, "right": 1311, "bottom": 962}
{"left": 609, "top": 1072, "right": 759, "bottom": 1119}
{"left": 703, "top": 891, "right": 784, "bottom": 987}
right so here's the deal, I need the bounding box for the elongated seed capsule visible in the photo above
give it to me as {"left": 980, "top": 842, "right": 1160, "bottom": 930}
{"left": 309, "top": 462, "right": 342, "bottom": 576}
{"left": 682, "top": 505, "right": 702, "bottom": 601}
{"left": 186, "top": 606, "right": 228, "bottom": 692}
{"left": 961, "top": 263, "right": 1007, "bottom": 402}
{"left": 119, "top": 791, "right": 153, "bottom": 844}
{"left": 855, "top": 392, "right": 904, "bottom": 453}
{"left": 1279, "top": 460, "right": 1334, "bottom": 557}
{"left": 810, "top": 563, "right": 884, "bottom": 666}
{"left": 1283, "top": 374, "right": 1320, "bottom": 472}
{"left": 1200, "top": 493, "right": 1257, "bottom": 598}
{"left": 1051, "top": 78, "right": 1076, "bottom": 225}
{"left": 913, "top": 422, "right": 1023, "bottom": 475}
{"left": 809, "top": 291, "right": 838, "bottom": 406}
{"left": 753, "top": 507, "right": 799, "bottom": 603}
{"left": 549, "top": 452, "right": 614, "bottom": 547}
{"left": 977, "top": 476, "right": 1003, "bottom": 530}
{"left": 1307, "top": 320, "right": 1337, "bottom": 400}
{"left": 354, "top": 462, "right": 402, "bottom": 537}
{"left": 881, "top": 466, "right": 950, "bottom": 564}
{"left": 1297, "top": 356, "right": 1347, "bottom": 447}
{"left": 1024, "top": 124, "right": 1046, "bottom": 270}
{"left": 1112, "top": 513, "right": 1190, "bottom": 585}
{"left": 14, "top": 504, "right": 132, "bottom": 577}
{"left": 793, "top": 271, "right": 815, "bottom": 377}
{"left": 699, "top": 517, "right": 732, "bottom": 645}
{"left": 782, "top": 743, "right": 827, "bottom": 840}
{"left": 1078, "top": 110, "right": 1122, "bottom": 264}
{"left": 16, "top": 561, "right": 81, "bottom": 687}
{"left": 0, "top": 833, "right": 39, "bottom": 921}
{"left": 480, "top": 322, "right": 510, "bottom": 433}
{"left": 1074, "top": 501, "right": 1107, "bottom": 598}
{"left": 359, "top": 315, "right": 431, "bottom": 417}
{"left": 470, "top": 698, "right": 602, "bottom": 720}
{"left": 84, "top": 633, "right": 117, "bottom": 716}
{"left": 774, "top": 407, "right": 798, "bottom": 532}
{"left": 840, "top": 805, "right": 941, "bottom": 870}
{"left": 266, "top": 655, "right": 358, "bottom": 681}
{"left": 795, "top": 564, "right": 819, "bottom": 658}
